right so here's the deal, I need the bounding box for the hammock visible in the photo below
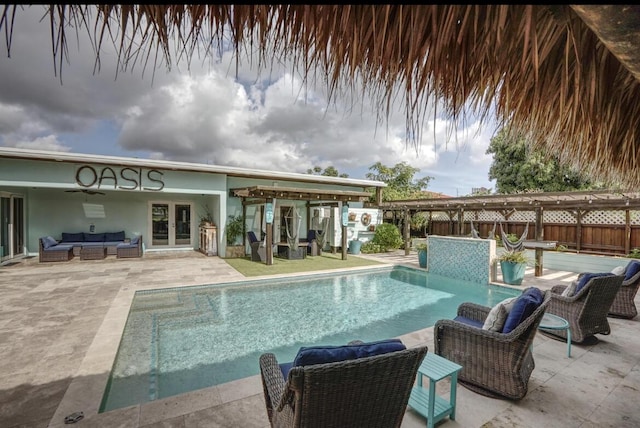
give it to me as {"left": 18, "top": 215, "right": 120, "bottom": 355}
{"left": 499, "top": 222, "right": 529, "bottom": 252}
{"left": 314, "top": 217, "right": 329, "bottom": 249}
{"left": 470, "top": 220, "right": 497, "bottom": 240}
{"left": 284, "top": 205, "right": 301, "bottom": 249}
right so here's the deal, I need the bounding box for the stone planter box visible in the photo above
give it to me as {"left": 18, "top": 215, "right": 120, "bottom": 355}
{"left": 224, "top": 245, "right": 245, "bottom": 259}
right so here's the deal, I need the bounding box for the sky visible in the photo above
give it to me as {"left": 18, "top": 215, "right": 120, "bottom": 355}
{"left": 0, "top": 6, "right": 497, "bottom": 197}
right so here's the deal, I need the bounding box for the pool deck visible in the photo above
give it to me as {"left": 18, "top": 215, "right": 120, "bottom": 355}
{"left": 1, "top": 250, "right": 639, "bottom": 428}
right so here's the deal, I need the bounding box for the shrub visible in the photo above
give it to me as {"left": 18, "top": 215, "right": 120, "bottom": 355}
{"left": 372, "top": 223, "right": 403, "bottom": 251}
{"left": 225, "top": 214, "right": 244, "bottom": 245}
{"left": 361, "top": 241, "right": 382, "bottom": 254}
{"left": 498, "top": 250, "right": 530, "bottom": 264}
{"left": 628, "top": 248, "right": 640, "bottom": 259}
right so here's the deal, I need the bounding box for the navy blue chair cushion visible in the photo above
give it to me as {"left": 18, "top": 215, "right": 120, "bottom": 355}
{"left": 575, "top": 272, "right": 613, "bottom": 294}
{"left": 624, "top": 260, "right": 640, "bottom": 281}
{"left": 61, "top": 232, "right": 84, "bottom": 243}
{"left": 47, "top": 243, "right": 73, "bottom": 251}
{"left": 130, "top": 235, "right": 140, "bottom": 245}
{"left": 105, "top": 231, "right": 125, "bottom": 241}
{"left": 288, "top": 339, "right": 406, "bottom": 373}
{"left": 247, "top": 231, "right": 258, "bottom": 244}
{"left": 83, "top": 232, "right": 106, "bottom": 242}
{"left": 41, "top": 236, "right": 58, "bottom": 249}
{"left": 502, "top": 287, "right": 544, "bottom": 334}
{"left": 453, "top": 316, "right": 484, "bottom": 329}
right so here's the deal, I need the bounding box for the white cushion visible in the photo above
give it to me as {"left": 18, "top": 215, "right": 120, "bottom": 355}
{"left": 561, "top": 281, "right": 577, "bottom": 297}
{"left": 611, "top": 265, "right": 626, "bottom": 275}
{"left": 483, "top": 297, "right": 517, "bottom": 332}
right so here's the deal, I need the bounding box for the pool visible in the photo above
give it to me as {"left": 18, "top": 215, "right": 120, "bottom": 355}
{"left": 100, "top": 265, "right": 519, "bottom": 412}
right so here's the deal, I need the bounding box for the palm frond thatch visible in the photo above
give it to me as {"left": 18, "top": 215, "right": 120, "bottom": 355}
{"left": 2, "top": 5, "right": 640, "bottom": 186}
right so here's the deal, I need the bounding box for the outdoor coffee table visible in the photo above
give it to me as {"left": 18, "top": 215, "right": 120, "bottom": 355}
{"left": 539, "top": 313, "right": 571, "bottom": 357}
{"left": 80, "top": 246, "right": 107, "bottom": 260}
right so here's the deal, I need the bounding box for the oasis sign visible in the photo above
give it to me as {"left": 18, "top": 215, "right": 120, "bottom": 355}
{"left": 75, "top": 165, "right": 165, "bottom": 191}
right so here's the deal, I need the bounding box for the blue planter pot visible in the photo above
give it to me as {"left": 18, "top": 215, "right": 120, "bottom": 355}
{"left": 418, "top": 250, "right": 428, "bottom": 268}
{"left": 348, "top": 240, "right": 363, "bottom": 255}
{"left": 500, "top": 261, "right": 526, "bottom": 285}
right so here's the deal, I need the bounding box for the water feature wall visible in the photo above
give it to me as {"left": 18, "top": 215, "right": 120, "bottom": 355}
{"left": 428, "top": 236, "right": 496, "bottom": 284}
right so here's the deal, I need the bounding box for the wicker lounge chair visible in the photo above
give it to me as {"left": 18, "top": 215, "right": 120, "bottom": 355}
{"left": 609, "top": 261, "right": 640, "bottom": 319}
{"left": 434, "top": 289, "right": 550, "bottom": 400}
{"left": 259, "top": 342, "right": 428, "bottom": 428}
{"left": 543, "top": 273, "right": 623, "bottom": 343}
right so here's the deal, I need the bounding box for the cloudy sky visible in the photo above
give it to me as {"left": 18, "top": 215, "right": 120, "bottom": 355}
{"left": 0, "top": 6, "right": 497, "bottom": 196}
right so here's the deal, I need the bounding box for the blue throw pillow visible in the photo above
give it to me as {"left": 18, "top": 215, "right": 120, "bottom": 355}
{"left": 624, "top": 260, "right": 640, "bottom": 281}
{"left": 83, "top": 232, "right": 106, "bottom": 242}
{"left": 41, "top": 236, "right": 58, "bottom": 249}
{"left": 502, "top": 287, "right": 543, "bottom": 334}
{"left": 130, "top": 236, "right": 140, "bottom": 245}
{"left": 61, "top": 232, "right": 83, "bottom": 243}
{"left": 105, "top": 231, "right": 125, "bottom": 241}
{"left": 575, "top": 272, "right": 612, "bottom": 294}
{"left": 292, "top": 339, "right": 406, "bottom": 368}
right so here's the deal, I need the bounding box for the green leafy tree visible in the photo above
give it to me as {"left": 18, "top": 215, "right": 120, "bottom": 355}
{"left": 366, "top": 161, "right": 433, "bottom": 201}
{"left": 306, "top": 165, "right": 349, "bottom": 178}
{"left": 486, "top": 129, "right": 596, "bottom": 193}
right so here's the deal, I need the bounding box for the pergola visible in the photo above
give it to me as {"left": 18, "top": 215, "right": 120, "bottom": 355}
{"left": 376, "top": 190, "right": 640, "bottom": 274}
{"left": 230, "top": 185, "right": 378, "bottom": 264}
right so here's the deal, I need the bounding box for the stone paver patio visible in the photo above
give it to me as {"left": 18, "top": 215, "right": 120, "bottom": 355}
{"left": 1, "top": 250, "right": 639, "bottom": 428}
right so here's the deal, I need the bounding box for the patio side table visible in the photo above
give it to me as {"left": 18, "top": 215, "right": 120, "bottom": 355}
{"left": 408, "top": 352, "right": 463, "bottom": 428}
{"left": 538, "top": 312, "right": 572, "bottom": 357}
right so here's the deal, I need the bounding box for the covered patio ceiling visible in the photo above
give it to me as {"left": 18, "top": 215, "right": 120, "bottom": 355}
{"left": 230, "top": 185, "right": 373, "bottom": 204}
{"left": 378, "top": 190, "right": 640, "bottom": 212}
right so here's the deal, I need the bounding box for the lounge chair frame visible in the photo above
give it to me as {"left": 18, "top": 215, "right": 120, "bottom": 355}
{"left": 259, "top": 345, "right": 428, "bottom": 428}
{"left": 544, "top": 274, "right": 623, "bottom": 343}
{"left": 434, "top": 291, "right": 551, "bottom": 400}
{"left": 608, "top": 270, "right": 640, "bottom": 319}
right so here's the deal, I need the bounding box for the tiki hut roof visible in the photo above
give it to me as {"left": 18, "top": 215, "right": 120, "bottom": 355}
{"left": 2, "top": 5, "right": 639, "bottom": 186}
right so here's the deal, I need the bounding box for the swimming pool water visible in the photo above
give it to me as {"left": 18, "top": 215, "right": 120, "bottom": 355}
{"left": 100, "top": 266, "right": 519, "bottom": 412}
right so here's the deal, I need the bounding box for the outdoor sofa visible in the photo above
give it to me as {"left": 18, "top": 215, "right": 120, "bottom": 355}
{"left": 39, "top": 232, "right": 143, "bottom": 262}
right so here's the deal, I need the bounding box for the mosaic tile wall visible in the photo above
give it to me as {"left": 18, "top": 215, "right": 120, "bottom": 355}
{"left": 428, "top": 236, "right": 495, "bottom": 284}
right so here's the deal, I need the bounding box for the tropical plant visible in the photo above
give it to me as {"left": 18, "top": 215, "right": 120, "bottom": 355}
{"left": 410, "top": 211, "right": 429, "bottom": 236}
{"left": 199, "top": 203, "right": 214, "bottom": 225}
{"left": 498, "top": 250, "right": 530, "bottom": 264}
{"left": 414, "top": 242, "right": 428, "bottom": 252}
{"left": 225, "top": 214, "right": 244, "bottom": 246}
{"left": 372, "top": 223, "right": 403, "bottom": 251}
{"left": 360, "top": 241, "right": 382, "bottom": 254}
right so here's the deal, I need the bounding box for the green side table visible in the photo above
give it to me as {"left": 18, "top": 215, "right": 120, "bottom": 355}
{"left": 408, "top": 352, "right": 463, "bottom": 428}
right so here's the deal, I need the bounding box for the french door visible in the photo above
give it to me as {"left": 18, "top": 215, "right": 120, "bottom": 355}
{"left": 149, "top": 202, "right": 193, "bottom": 248}
{"left": 0, "top": 193, "right": 25, "bottom": 262}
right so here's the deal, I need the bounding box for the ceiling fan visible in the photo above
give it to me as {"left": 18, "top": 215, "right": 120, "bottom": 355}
{"left": 65, "top": 189, "right": 106, "bottom": 196}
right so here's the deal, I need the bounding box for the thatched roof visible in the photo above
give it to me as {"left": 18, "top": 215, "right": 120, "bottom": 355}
{"left": 2, "top": 5, "right": 640, "bottom": 186}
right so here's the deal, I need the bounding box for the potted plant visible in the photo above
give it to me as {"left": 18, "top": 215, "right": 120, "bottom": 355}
{"left": 199, "top": 204, "right": 214, "bottom": 227}
{"left": 498, "top": 250, "right": 530, "bottom": 285}
{"left": 415, "top": 242, "right": 428, "bottom": 268}
{"left": 224, "top": 214, "right": 245, "bottom": 258}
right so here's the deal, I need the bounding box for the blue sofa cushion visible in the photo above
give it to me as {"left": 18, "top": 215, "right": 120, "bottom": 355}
{"left": 624, "top": 260, "right": 640, "bottom": 281}
{"left": 130, "top": 235, "right": 140, "bottom": 245}
{"left": 61, "top": 232, "right": 84, "bottom": 243}
{"left": 84, "top": 232, "right": 106, "bottom": 242}
{"left": 105, "top": 231, "right": 125, "bottom": 242}
{"left": 82, "top": 242, "right": 103, "bottom": 247}
{"left": 575, "top": 272, "right": 613, "bottom": 294}
{"left": 41, "top": 236, "right": 58, "bottom": 249}
{"left": 453, "top": 315, "right": 485, "bottom": 329}
{"left": 502, "top": 287, "right": 544, "bottom": 334}
{"left": 46, "top": 243, "right": 73, "bottom": 251}
{"left": 116, "top": 242, "right": 136, "bottom": 249}
{"left": 292, "top": 339, "right": 406, "bottom": 368}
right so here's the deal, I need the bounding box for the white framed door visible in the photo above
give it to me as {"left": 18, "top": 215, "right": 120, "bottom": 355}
{"left": 0, "top": 193, "right": 25, "bottom": 262}
{"left": 149, "top": 201, "right": 193, "bottom": 248}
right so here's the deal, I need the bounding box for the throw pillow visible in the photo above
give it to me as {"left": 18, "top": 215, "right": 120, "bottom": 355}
{"left": 611, "top": 265, "right": 626, "bottom": 276}
{"left": 130, "top": 236, "right": 140, "bottom": 245}
{"left": 292, "top": 338, "right": 406, "bottom": 367}
{"left": 482, "top": 304, "right": 508, "bottom": 332}
{"left": 502, "top": 287, "right": 544, "bottom": 334}
{"left": 561, "top": 281, "right": 578, "bottom": 297}
{"left": 575, "top": 272, "right": 612, "bottom": 294}
{"left": 624, "top": 260, "right": 640, "bottom": 281}
{"left": 482, "top": 296, "right": 517, "bottom": 332}
{"left": 41, "top": 236, "right": 58, "bottom": 249}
